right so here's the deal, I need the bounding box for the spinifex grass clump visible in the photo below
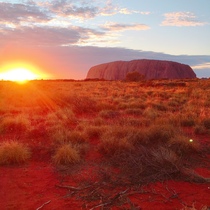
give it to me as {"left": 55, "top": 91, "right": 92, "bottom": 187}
{"left": 51, "top": 126, "right": 88, "bottom": 145}
{"left": 0, "top": 141, "right": 31, "bottom": 165}
{"left": 0, "top": 115, "right": 30, "bottom": 134}
{"left": 66, "top": 95, "right": 100, "bottom": 114}
{"left": 52, "top": 143, "right": 81, "bottom": 165}
{"left": 203, "top": 118, "right": 210, "bottom": 129}
{"left": 99, "top": 126, "right": 135, "bottom": 157}
{"left": 98, "top": 123, "right": 208, "bottom": 184}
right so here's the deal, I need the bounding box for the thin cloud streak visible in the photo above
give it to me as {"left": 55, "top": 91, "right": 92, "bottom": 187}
{"left": 161, "top": 12, "right": 207, "bottom": 27}
{"left": 101, "top": 22, "right": 150, "bottom": 31}
{"left": 191, "top": 62, "right": 210, "bottom": 70}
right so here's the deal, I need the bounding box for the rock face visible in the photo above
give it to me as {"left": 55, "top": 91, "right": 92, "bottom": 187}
{"left": 86, "top": 59, "right": 196, "bottom": 80}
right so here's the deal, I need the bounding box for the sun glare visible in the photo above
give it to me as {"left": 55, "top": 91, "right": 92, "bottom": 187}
{"left": 0, "top": 68, "right": 37, "bottom": 83}
{"left": 0, "top": 62, "right": 43, "bottom": 83}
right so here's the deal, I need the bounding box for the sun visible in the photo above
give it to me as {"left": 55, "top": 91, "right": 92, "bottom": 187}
{"left": 0, "top": 68, "right": 38, "bottom": 83}
{"left": 0, "top": 62, "right": 43, "bottom": 83}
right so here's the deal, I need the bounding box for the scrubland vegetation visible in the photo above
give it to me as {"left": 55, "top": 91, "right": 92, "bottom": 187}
{"left": 0, "top": 79, "right": 210, "bottom": 209}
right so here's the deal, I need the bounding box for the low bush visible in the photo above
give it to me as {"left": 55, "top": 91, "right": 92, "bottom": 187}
{"left": 203, "top": 118, "right": 210, "bottom": 129}
{"left": 99, "top": 137, "right": 133, "bottom": 157}
{"left": 180, "top": 117, "right": 196, "bottom": 127}
{"left": 125, "top": 108, "right": 143, "bottom": 116}
{"left": 143, "top": 107, "right": 159, "bottom": 120}
{"left": 0, "top": 116, "right": 30, "bottom": 134}
{"left": 51, "top": 126, "right": 70, "bottom": 145}
{"left": 125, "top": 71, "right": 145, "bottom": 82}
{"left": 169, "top": 136, "right": 200, "bottom": 155}
{"left": 99, "top": 110, "right": 120, "bottom": 119}
{"left": 152, "top": 102, "right": 168, "bottom": 111}
{"left": 51, "top": 127, "right": 88, "bottom": 145}
{"left": 99, "top": 126, "right": 134, "bottom": 156}
{"left": 194, "top": 125, "right": 208, "bottom": 135}
{"left": 68, "top": 95, "right": 99, "bottom": 114}
{"left": 0, "top": 141, "right": 31, "bottom": 165}
{"left": 146, "top": 124, "right": 177, "bottom": 144}
{"left": 118, "top": 117, "right": 148, "bottom": 127}
{"left": 52, "top": 144, "right": 81, "bottom": 165}
{"left": 67, "top": 131, "right": 88, "bottom": 144}
{"left": 84, "top": 125, "right": 106, "bottom": 139}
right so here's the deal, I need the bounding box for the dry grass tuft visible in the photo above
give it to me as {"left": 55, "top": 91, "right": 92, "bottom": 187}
{"left": 169, "top": 136, "right": 200, "bottom": 155}
{"left": 203, "top": 118, "right": 210, "bottom": 129}
{"left": 0, "top": 115, "right": 30, "bottom": 134}
{"left": 52, "top": 144, "right": 81, "bottom": 165}
{"left": 51, "top": 127, "right": 88, "bottom": 145}
{"left": 0, "top": 141, "right": 31, "bottom": 165}
{"left": 99, "top": 126, "right": 134, "bottom": 156}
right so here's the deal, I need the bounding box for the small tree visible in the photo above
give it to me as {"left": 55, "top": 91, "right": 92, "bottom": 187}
{"left": 125, "top": 71, "right": 145, "bottom": 82}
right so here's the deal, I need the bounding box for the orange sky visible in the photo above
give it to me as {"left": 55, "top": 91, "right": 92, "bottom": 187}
{"left": 0, "top": 1, "right": 209, "bottom": 79}
{"left": 0, "top": 44, "right": 55, "bottom": 79}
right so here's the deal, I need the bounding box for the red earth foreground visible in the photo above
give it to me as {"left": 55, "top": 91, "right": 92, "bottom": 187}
{"left": 0, "top": 150, "right": 210, "bottom": 210}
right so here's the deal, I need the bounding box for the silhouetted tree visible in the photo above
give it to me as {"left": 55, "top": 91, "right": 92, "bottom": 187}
{"left": 125, "top": 71, "right": 145, "bottom": 82}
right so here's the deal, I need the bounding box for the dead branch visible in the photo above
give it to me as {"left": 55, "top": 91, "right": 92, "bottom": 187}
{"left": 181, "top": 168, "right": 210, "bottom": 183}
{"left": 36, "top": 200, "right": 51, "bottom": 210}
{"left": 89, "top": 188, "right": 129, "bottom": 210}
{"left": 56, "top": 184, "right": 93, "bottom": 191}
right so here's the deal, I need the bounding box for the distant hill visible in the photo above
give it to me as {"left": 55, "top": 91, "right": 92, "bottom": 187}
{"left": 86, "top": 59, "right": 196, "bottom": 80}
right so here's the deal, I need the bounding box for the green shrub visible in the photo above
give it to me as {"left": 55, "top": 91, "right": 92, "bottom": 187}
{"left": 0, "top": 141, "right": 31, "bottom": 165}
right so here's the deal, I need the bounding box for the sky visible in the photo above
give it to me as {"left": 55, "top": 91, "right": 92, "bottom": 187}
{"left": 0, "top": 0, "right": 210, "bottom": 79}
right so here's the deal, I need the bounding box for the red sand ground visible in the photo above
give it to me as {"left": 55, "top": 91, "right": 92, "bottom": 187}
{"left": 0, "top": 135, "right": 210, "bottom": 210}
{"left": 0, "top": 162, "right": 210, "bottom": 209}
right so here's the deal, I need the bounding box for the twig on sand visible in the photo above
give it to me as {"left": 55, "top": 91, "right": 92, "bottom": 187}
{"left": 36, "top": 200, "right": 51, "bottom": 210}
{"left": 89, "top": 188, "right": 129, "bottom": 210}
{"left": 56, "top": 184, "right": 93, "bottom": 191}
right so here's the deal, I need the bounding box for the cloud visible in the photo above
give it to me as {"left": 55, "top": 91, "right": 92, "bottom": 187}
{"left": 119, "top": 8, "right": 151, "bottom": 15}
{"left": 0, "top": 2, "right": 50, "bottom": 25}
{"left": 45, "top": 0, "right": 118, "bottom": 19}
{"left": 161, "top": 12, "right": 207, "bottom": 27}
{"left": 0, "top": 0, "right": 151, "bottom": 48}
{"left": 49, "top": 1, "right": 98, "bottom": 19}
{"left": 0, "top": 22, "right": 110, "bottom": 48}
{"left": 101, "top": 22, "right": 150, "bottom": 31}
{"left": 191, "top": 62, "right": 210, "bottom": 70}
{"left": 0, "top": 26, "right": 80, "bottom": 46}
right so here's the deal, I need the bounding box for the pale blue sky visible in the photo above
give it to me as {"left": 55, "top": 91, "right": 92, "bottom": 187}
{"left": 0, "top": 0, "right": 210, "bottom": 79}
